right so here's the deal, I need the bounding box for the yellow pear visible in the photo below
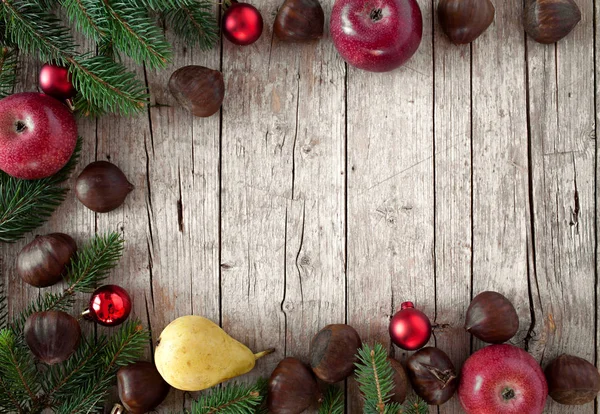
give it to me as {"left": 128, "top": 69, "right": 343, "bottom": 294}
{"left": 154, "top": 315, "right": 273, "bottom": 391}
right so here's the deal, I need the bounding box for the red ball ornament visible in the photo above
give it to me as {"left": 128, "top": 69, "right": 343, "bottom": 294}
{"left": 389, "top": 301, "right": 431, "bottom": 350}
{"left": 222, "top": 3, "right": 263, "bottom": 46}
{"left": 86, "top": 285, "right": 132, "bottom": 327}
{"left": 39, "top": 64, "right": 77, "bottom": 100}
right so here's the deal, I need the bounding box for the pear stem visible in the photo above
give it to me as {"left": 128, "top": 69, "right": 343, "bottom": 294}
{"left": 254, "top": 348, "right": 275, "bottom": 360}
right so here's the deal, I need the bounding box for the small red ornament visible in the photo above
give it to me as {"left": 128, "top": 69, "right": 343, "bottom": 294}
{"left": 39, "top": 64, "right": 77, "bottom": 100}
{"left": 222, "top": 3, "right": 263, "bottom": 46}
{"left": 389, "top": 301, "right": 431, "bottom": 350}
{"left": 85, "top": 285, "right": 132, "bottom": 327}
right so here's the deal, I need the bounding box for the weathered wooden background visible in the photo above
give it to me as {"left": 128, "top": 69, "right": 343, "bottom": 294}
{"left": 1, "top": 0, "right": 598, "bottom": 412}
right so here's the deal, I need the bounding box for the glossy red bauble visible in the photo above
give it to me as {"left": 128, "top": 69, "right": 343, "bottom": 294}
{"left": 223, "top": 3, "right": 264, "bottom": 46}
{"left": 87, "top": 285, "right": 132, "bottom": 327}
{"left": 39, "top": 64, "right": 77, "bottom": 100}
{"left": 330, "top": 0, "right": 423, "bottom": 72}
{"left": 389, "top": 301, "right": 431, "bottom": 350}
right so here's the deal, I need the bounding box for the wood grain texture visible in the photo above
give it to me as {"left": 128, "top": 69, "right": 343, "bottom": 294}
{"left": 432, "top": 2, "right": 472, "bottom": 412}
{"left": 526, "top": 0, "right": 597, "bottom": 410}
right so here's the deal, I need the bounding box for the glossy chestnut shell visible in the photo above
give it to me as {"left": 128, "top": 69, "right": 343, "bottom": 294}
{"left": 523, "top": 0, "right": 581, "bottom": 44}
{"left": 310, "top": 324, "right": 361, "bottom": 383}
{"left": 75, "top": 161, "right": 134, "bottom": 213}
{"left": 17, "top": 233, "right": 77, "bottom": 287}
{"left": 25, "top": 311, "right": 81, "bottom": 365}
{"left": 169, "top": 66, "right": 224, "bottom": 117}
{"left": 118, "top": 361, "right": 171, "bottom": 413}
{"left": 545, "top": 354, "right": 600, "bottom": 405}
{"left": 274, "top": 0, "right": 324, "bottom": 41}
{"left": 389, "top": 357, "right": 409, "bottom": 404}
{"left": 268, "top": 357, "right": 321, "bottom": 413}
{"left": 406, "top": 346, "right": 458, "bottom": 405}
{"left": 465, "top": 291, "right": 519, "bottom": 343}
{"left": 438, "top": 0, "right": 495, "bottom": 44}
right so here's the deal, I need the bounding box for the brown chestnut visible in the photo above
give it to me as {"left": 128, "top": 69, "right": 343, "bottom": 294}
{"left": 524, "top": 0, "right": 581, "bottom": 44}
{"left": 118, "top": 361, "right": 171, "bottom": 413}
{"left": 25, "top": 311, "right": 81, "bottom": 365}
{"left": 465, "top": 291, "right": 519, "bottom": 344}
{"left": 274, "top": 0, "right": 324, "bottom": 42}
{"left": 406, "top": 347, "right": 457, "bottom": 405}
{"left": 75, "top": 161, "right": 134, "bottom": 213}
{"left": 268, "top": 357, "right": 321, "bottom": 414}
{"left": 169, "top": 66, "right": 224, "bottom": 117}
{"left": 310, "top": 324, "right": 361, "bottom": 383}
{"left": 389, "top": 358, "right": 409, "bottom": 404}
{"left": 17, "top": 233, "right": 77, "bottom": 287}
{"left": 438, "top": 0, "right": 495, "bottom": 44}
{"left": 545, "top": 354, "right": 600, "bottom": 405}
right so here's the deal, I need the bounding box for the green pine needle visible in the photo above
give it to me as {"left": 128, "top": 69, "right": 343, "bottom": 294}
{"left": 0, "top": 46, "right": 17, "bottom": 98}
{"left": 60, "top": 0, "right": 109, "bottom": 41}
{"left": 189, "top": 381, "right": 266, "bottom": 414}
{"left": 0, "top": 138, "right": 81, "bottom": 244}
{"left": 103, "top": 1, "right": 172, "bottom": 68}
{"left": 399, "top": 397, "right": 428, "bottom": 414}
{"left": 164, "top": 1, "right": 218, "bottom": 50}
{"left": 318, "top": 387, "right": 344, "bottom": 414}
{"left": 355, "top": 343, "right": 398, "bottom": 414}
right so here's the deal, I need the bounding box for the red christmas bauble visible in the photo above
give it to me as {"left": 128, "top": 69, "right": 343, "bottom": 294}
{"left": 389, "top": 301, "right": 431, "bottom": 350}
{"left": 222, "top": 3, "right": 263, "bottom": 46}
{"left": 39, "top": 64, "right": 77, "bottom": 100}
{"left": 87, "top": 285, "right": 132, "bottom": 327}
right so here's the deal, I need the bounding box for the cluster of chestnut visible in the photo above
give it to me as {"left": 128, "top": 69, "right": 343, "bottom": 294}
{"left": 16, "top": 233, "right": 132, "bottom": 364}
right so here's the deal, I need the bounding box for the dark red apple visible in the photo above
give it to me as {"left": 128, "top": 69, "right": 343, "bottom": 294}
{"left": 459, "top": 344, "right": 548, "bottom": 414}
{"left": 0, "top": 92, "right": 77, "bottom": 180}
{"left": 330, "top": 0, "right": 423, "bottom": 72}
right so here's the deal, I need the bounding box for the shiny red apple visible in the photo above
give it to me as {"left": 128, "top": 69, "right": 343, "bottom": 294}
{"left": 0, "top": 92, "right": 77, "bottom": 180}
{"left": 459, "top": 344, "right": 548, "bottom": 414}
{"left": 330, "top": 0, "right": 423, "bottom": 72}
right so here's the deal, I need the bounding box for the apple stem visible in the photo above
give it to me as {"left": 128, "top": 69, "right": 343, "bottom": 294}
{"left": 15, "top": 121, "right": 27, "bottom": 133}
{"left": 502, "top": 387, "right": 516, "bottom": 400}
{"left": 369, "top": 8, "right": 383, "bottom": 21}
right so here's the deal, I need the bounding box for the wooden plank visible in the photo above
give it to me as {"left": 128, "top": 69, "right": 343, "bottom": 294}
{"left": 220, "top": 0, "right": 346, "bottom": 389}
{"left": 141, "top": 27, "right": 222, "bottom": 410}
{"left": 470, "top": 0, "right": 531, "bottom": 348}
{"left": 431, "top": 2, "right": 472, "bottom": 412}
{"left": 527, "top": 2, "right": 596, "bottom": 413}
{"left": 346, "top": 0, "right": 435, "bottom": 410}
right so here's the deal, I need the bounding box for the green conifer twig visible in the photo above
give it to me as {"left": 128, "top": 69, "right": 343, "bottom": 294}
{"left": 318, "top": 387, "right": 344, "bottom": 414}
{"left": 189, "top": 380, "right": 267, "bottom": 414}
{"left": 0, "top": 46, "right": 17, "bottom": 98}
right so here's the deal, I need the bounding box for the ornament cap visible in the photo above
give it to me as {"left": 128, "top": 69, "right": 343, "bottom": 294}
{"left": 400, "top": 301, "right": 414, "bottom": 310}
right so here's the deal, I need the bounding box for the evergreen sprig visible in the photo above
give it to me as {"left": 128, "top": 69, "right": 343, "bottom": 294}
{"left": 0, "top": 138, "right": 81, "bottom": 244}
{"left": 189, "top": 380, "right": 267, "bottom": 414}
{"left": 0, "top": 46, "right": 17, "bottom": 98}
{"left": 318, "top": 387, "right": 344, "bottom": 414}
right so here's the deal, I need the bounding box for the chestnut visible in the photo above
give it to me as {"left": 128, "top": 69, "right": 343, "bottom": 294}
{"left": 310, "top": 324, "right": 361, "bottom": 383}
{"left": 406, "top": 347, "right": 457, "bottom": 405}
{"left": 268, "top": 357, "right": 321, "bottom": 413}
{"left": 389, "top": 357, "right": 409, "bottom": 404}
{"left": 17, "top": 233, "right": 77, "bottom": 287}
{"left": 25, "top": 311, "right": 81, "bottom": 365}
{"left": 438, "top": 0, "right": 495, "bottom": 44}
{"left": 545, "top": 354, "right": 600, "bottom": 405}
{"left": 524, "top": 0, "right": 581, "bottom": 44}
{"left": 274, "top": 0, "right": 324, "bottom": 42}
{"left": 75, "top": 161, "right": 134, "bottom": 213}
{"left": 465, "top": 291, "right": 519, "bottom": 343}
{"left": 169, "top": 65, "right": 224, "bottom": 117}
{"left": 118, "top": 361, "right": 171, "bottom": 413}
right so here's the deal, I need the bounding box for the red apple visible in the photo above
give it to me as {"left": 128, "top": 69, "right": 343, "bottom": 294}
{"left": 0, "top": 92, "right": 77, "bottom": 180}
{"left": 330, "top": 0, "right": 422, "bottom": 72}
{"left": 459, "top": 344, "right": 548, "bottom": 414}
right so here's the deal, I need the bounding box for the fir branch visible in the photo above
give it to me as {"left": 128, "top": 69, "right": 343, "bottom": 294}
{"left": 189, "top": 381, "right": 266, "bottom": 414}
{"left": 54, "top": 321, "right": 148, "bottom": 414}
{"left": 0, "top": 138, "right": 81, "bottom": 244}
{"left": 355, "top": 344, "right": 397, "bottom": 414}
{"left": 0, "top": 46, "right": 17, "bottom": 98}
{"left": 0, "top": 330, "right": 41, "bottom": 411}
{"left": 318, "top": 387, "right": 344, "bottom": 414}
{"left": 399, "top": 397, "right": 428, "bottom": 414}
{"left": 60, "top": 0, "right": 109, "bottom": 40}
{"left": 102, "top": 0, "right": 171, "bottom": 68}
{"left": 164, "top": 1, "right": 218, "bottom": 50}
